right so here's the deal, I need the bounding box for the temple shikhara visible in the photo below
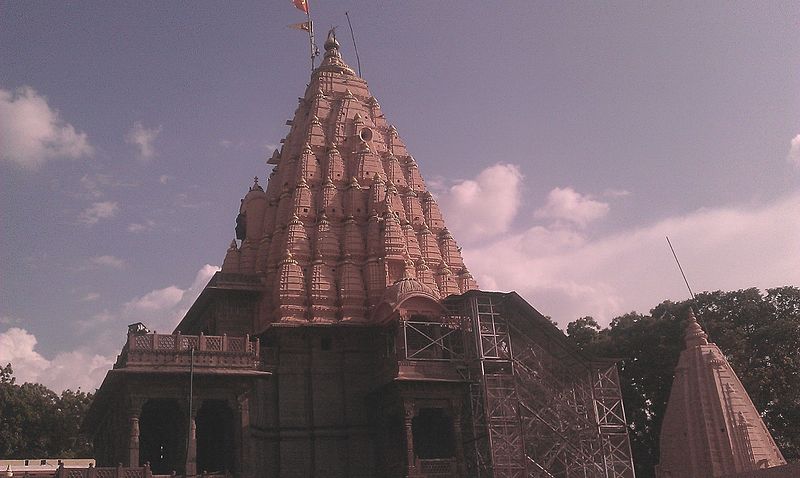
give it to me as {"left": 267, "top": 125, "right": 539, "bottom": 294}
{"left": 82, "top": 30, "right": 791, "bottom": 478}
{"left": 655, "top": 310, "right": 790, "bottom": 478}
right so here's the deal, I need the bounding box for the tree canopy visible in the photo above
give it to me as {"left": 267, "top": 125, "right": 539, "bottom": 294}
{"left": 566, "top": 286, "right": 800, "bottom": 478}
{"left": 0, "top": 363, "right": 93, "bottom": 458}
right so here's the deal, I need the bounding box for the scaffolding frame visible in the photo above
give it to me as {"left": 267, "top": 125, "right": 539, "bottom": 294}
{"left": 454, "top": 293, "right": 636, "bottom": 478}
{"left": 400, "top": 293, "right": 636, "bottom": 477}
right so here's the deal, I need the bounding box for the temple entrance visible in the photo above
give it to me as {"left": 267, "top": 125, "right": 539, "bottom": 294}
{"left": 196, "top": 400, "right": 235, "bottom": 474}
{"left": 412, "top": 408, "right": 455, "bottom": 459}
{"left": 140, "top": 399, "right": 186, "bottom": 474}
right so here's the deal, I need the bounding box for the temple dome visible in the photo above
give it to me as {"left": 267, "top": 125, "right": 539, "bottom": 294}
{"left": 371, "top": 277, "right": 443, "bottom": 325}
{"left": 381, "top": 277, "right": 441, "bottom": 309}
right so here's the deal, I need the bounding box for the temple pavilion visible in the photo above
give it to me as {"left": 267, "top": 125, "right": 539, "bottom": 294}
{"left": 84, "top": 30, "right": 637, "bottom": 478}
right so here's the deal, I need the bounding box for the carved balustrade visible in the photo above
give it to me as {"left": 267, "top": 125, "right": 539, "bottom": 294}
{"left": 114, "top": 332, "right": 260, "bottom": 370}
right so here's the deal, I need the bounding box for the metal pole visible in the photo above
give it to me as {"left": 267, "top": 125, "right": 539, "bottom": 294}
{"left": 186, "top": 346, "right": 194, "bottom": 476}
{"left": 666, "top": 236, "right": 695, "bottom": 300}
{"left": 345, "top": 11, "right": 362, "bottom": 77}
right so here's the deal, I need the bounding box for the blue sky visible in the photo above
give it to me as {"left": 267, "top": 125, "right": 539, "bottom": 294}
{"left": 1, "top": 1, "right": 798, "bottom": 392}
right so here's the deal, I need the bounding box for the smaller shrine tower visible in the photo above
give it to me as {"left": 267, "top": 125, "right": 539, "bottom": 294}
{"left": 656, "top": 309, "right": 787, "bottom": 478}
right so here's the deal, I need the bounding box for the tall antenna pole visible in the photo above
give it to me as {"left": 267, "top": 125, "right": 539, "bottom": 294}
{"left": 345, "top": 11, "right": 362, "bottom": 77}
{"left": 666, "top": 236, "right": 695, "bottom": 300}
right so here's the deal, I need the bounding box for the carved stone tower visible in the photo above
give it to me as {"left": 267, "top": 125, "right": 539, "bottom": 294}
{"left": 224, "top": 30, "right": 477, "bottom": 329}
{"left": 656, "top": 309, "right": 787, "bottom": 478}
{"left": 86, "top": 30, "right": 636, "bottom": 478}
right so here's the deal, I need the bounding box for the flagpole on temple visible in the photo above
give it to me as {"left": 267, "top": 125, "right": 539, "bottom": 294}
{"left": 291, "top": 0, "right": 318, "bottom": 71}
{"left": 306, "top": 6, "right": 316, "bottom": 71}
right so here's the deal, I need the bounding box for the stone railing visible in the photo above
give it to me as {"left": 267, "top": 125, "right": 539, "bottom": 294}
{"left": 115, "top": 332, "right": 260, "bottom": 371}
{"left": 418, "top": 458, "right": 457, "bottom": 476}
{"left": 5, "top": 464, "right": 151, "bottom": 478}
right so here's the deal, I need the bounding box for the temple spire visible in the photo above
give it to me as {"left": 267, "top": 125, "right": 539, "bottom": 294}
{"left": 226, "top": 28, "right": 476, "bottom": 325}
{"left": 684, "top": 307, "right": 708, "bottom": 346}
{"left": 315, "top": 27, "right": 355, "bottom": 76}
{"left": 656, "top": 309, "right": 787, "bottom": 477}
{"left": 324, "top": 28, "right": 339, "bottom": 52}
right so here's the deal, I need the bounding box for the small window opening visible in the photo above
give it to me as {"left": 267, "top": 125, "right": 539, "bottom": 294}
{"left": 359, "top": 127, "right": 374, "bottom": 142}
{"left": 412, "top": 408, "right": 455, "bottom": 459}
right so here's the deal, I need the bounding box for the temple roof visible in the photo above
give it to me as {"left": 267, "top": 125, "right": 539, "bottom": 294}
{"left": 222, "top": 30, "right": 477, "bottom": 326}
{"left": 656, "top": 310, "right": 787, "bottom": 478}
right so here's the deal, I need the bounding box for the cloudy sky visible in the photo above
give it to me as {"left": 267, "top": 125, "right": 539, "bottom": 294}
{"left": 1, "top": 2, "right": 798, "bottom": 392}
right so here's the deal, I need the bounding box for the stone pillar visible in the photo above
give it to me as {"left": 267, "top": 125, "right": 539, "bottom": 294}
{"left": 185, "top": 407, "right": 198, "bottom": 477}
{"left": 128, "top": 416, "right": 140, "bottom": 467}
{"left": 234, "top": 396, "right": 251, "bottom": 478}
{"left": 403, "top": 401, "right": 418, "bottom": 476}
{"left": 127, "top": 398, "right": 144, "bottom": 467}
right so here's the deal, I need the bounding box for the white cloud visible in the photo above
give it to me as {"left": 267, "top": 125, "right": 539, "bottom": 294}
{"left": 82, "top": 263, "right": 220, "bottom": 332}
{"left": 535, "top": 187, "right": 610, "bottom": 227}
{"left": 0, "top": 327, "right": 50, "bottom": 379}
{"left": 0, "top": 327, "right": 113, "bottom": 392}
{"left": 788, "top": 134, "right": 800, "bottom": 167}
{"left": 81, "top": 292, "right": 100, "bottom": 302}
{"left": 78, "top": 201, "right": 119, "bottom": 225}
{"left": 1, "top": 264, "right": 221, "bottom": 392}
{"left": 126, "top": 121, "right": 162, "bottom": 160}
{"left": 124, "top": 286, "right": 185, "bottom": 312}
{"left": 114, "top": 264, "right": 220, "bottom": 334}
{"left": 463, "top": 191, "right": 800, "bottom": 327}
{"left": 435, "top": 163, "right": 523, "bottom": 243}
{"left": 0, "top": 86, "right": 93, "bottom": 169}
{"left": 40, "top": 350, "right": 114, "bottom": 393}
{"left": 603, "top": 188, "right": 632, "bottom": 198}
{"left": 90, "top": 255, "right": 126, "bottom": 269}
{"left": 80, "top": 174, "right": 107, "bottom": 198}
{"left": 128, "top": 219, "right": 156, "bottom": 233}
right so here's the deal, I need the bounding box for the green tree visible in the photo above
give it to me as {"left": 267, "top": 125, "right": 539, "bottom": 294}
{"left": 565, "top": 316, "right": 601, "bottom": 351}
{"left": 567, "top": 287, "right": 800, "bottom": 478}
{"left": 0, "top": 364, "right": 94, "bottom": 458}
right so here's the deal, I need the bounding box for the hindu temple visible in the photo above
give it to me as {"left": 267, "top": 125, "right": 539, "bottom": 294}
{"left": 655, "top": 310, "right": 794, "bottom": 478}
{"left": 84, "top": 30, "right": 639, "bottom": 478}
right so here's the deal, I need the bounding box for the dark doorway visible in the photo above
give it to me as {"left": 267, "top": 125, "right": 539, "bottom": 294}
{"left": 412, "top": 408, "right": 456, "bottom": 459}
{"left": 378, "top": 413, "right": 407, "bottom": 476}
{"left": 140, "top": 399, "right": 185, "bottom": 474}
{"left": 196, "top": 400, "right": 235, "bottom": 474}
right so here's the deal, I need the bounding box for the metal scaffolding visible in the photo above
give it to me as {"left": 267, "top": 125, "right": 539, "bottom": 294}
{"left": 442, "top": 293, "right": 636, "bottom": 478}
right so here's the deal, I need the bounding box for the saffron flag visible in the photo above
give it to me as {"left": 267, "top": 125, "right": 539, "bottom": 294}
{"left": 292, "top": 0, "right": 309, "bottom": 14}
{"left": 288, "top": 21, "right": 311, "bottom": 32}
